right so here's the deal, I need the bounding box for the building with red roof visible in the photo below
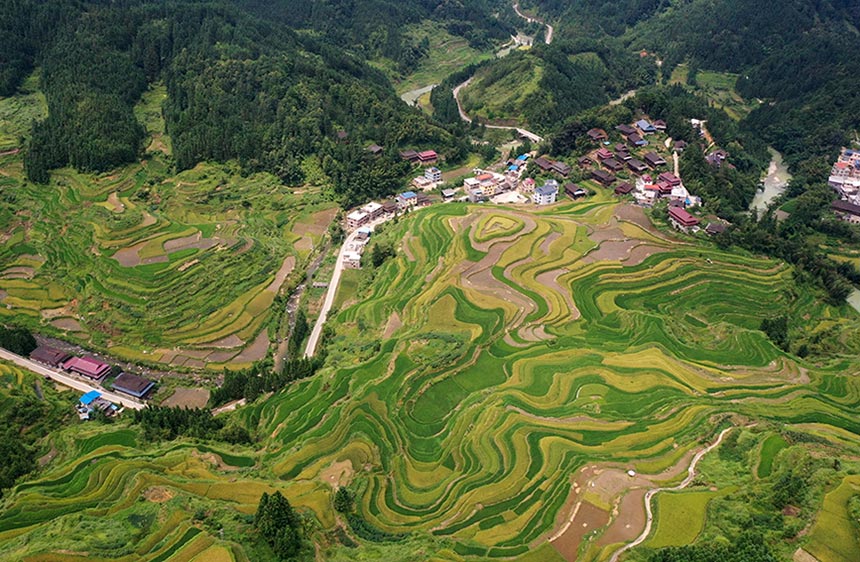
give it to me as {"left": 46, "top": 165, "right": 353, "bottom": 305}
{"left": 61, "top": 356, "right": 111, "bottom": 380}
{"left": 668, "top": 206, "right": 699, "bottom": 232}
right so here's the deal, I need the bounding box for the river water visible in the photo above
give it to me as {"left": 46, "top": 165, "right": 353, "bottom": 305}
{"left": 751, "top": 148, "right": 791, "bottom": 214}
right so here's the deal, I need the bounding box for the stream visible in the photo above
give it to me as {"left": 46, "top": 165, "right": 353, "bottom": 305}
{"left": 751, "top": 148, "right": 791, "bottom": 215}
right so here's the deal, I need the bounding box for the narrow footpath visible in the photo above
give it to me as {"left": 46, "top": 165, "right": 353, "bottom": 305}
{"left": 607, "top": 426, "right": 734, "bottom": 562}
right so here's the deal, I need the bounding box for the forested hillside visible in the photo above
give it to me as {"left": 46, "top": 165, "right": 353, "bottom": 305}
{"left": 2, "top": 0, "right": 469, "bottom": 205}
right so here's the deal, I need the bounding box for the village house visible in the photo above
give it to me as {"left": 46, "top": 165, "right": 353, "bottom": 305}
{"left": 77, "top": 391, "right": 117, "bottom": 420}
{"left": 653, "top": 119, "right": 667, "bottom": 131}
{"left": 616, "top": 124, "right": 636, "bottom": 136}
{"left": 417, "top": 150, "right": 438, "bottom": 165}
{"left": 425, "top": 167, "right": 442, "bottom": 183}
{"left": 591, "top": 169, "right": 616, "bottom": 187}
{"left": 832, "top": 200, "right": 860, "bottom": 224}
{"left": 416, "top": 193, "right": 431, "bottom": 208}
{"left": 643, "top": 152, "right": 667, "bottom": 168}
{"left": 346, "top": 209, "right": 369, "bottom": 230}
{"left": 533, "top": 181, "right": 558, "bottom": 205}
{"left": 658, "top": 172, "right": 682, "bottom": 187}
{"left": 382, "top": 200, "right": 398, "bottom": 217}
{"left": 397, "top": 191, "right": 418, "bottom": 210}
{"left": 112, "top": 372, "right": 155, "bottom": 399}
{"left": 412, "top": 176, "right": 434, "bottom": 191}
{"left": 362, "top": 202, "right": 383, "bottom": 221}
{"left": 578, "top": 156, "right": 593, "bottom": 168}
{"left": 519, "top": 177, "right": 536, "bottom": 195}
{"left": 587, "top": 128, "right": 608, "bottom": 142}
{"left": 399, "top": 149, "right": 419, "bottom": 162}
{"left": 706, "top": 149, "right": 729, "bottom": 168}
{"left": 636, "top": 119, "right": 657, "bottom": 134}
{"left": 673, "top": 140, "right": 688, "bottom": 152}
{"left": 366, "top": 143, "right": 384, "bottom": 155}
{"left": 61, "top": 356, "right": 111, "bottom": 381}
{"left": 615, "top": 147, "right": 632, "bottom": 161}
{"left": 828, "top": 148, "right": 860, "bottom": 200}
{"left": 534, "top": 156, "right": 571, "bottom": 177}
{"left": 667, "top": 206, "right": 700, "bottom": 233}
{"left": 441, "top": 188, "right": 456, "bottom": 201}
{"left": 550, "top": 160, "right": 572, "bottom": 177}
{"left": 614, "top": 182, "right": 634, "bottom": 196}
{"left": 627, "top": 159, "right": 648, "bottom": 174}
{"left": 596, "top": 147, "right": 613, "bottom": 161}
{"left": 564, "top": 183, "right": 587, "bottom": 199}
{"left": 705, "top": 222, "right": 728, "bottom": 235}
{"left": 30, "top": 345, "right": 71, "bottom": 367}
{"left": 603, "top": 158, "right": 624, "bottom": 173}
{"left": 343, "top": 252, "right": 362, "bottom": 269}
{"left": 627, "top": 133, "right": 648, "bottom": 148}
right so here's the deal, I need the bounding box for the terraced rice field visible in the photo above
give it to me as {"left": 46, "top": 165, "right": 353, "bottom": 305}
{"left": 0, "top": 86, "right": 337, "bottom": 370}
{"left": 231, "top": 202, "right": 859, "bottom": 559}
{"left": 2, "top": 197, "right": 859, "bottom": 560}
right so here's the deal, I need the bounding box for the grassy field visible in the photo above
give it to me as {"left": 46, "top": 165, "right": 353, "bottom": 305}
{"left": 645, "top": 491, "right": 716, "bottom": 548}
{"left": 392, "top": 21, "right": 497, "bottom": 95}
{"left": 1, "top": 192, "right": 860, "bottom": 559}
{"left": 756, "top": 433, "right": 788, "bottom": 478}
{"left": 668, "top": 64, "right": 760, "bottom": 121}
{"left": 805, "top": 475, "right": 860, "bottom": 562}
{"left": 0, "top": 81, "right": 337, "bottom": 371}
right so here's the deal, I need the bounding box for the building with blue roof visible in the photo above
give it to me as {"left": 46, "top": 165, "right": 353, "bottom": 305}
{"left": 516, "top": 154, "right": 528, "bottom": 161}
{"left": 397, "top": 191, "right": 418, "bottom": 210}
{"left": 80, "top": 390, "right": 101, "bottom": 406}
{"left": 636, "top": 119, "right": 657, "bottom": 134}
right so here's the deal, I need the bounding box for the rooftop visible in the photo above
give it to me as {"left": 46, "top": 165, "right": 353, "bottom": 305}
{"left": 536, "top": 184, "right": 558, "bottom": 196}
{"left": 399, "top": 191, "right": 417, "bottom": 199}
{"left": 112, "top": 372, "right": 155, "bottom": 397}
{"left": 80, "top": 390, "right": 102, "bottom": 406}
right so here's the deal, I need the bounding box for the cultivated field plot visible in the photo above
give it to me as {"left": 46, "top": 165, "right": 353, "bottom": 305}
{"left": 0, "top": 85, "right": 337, "bottom": 370}
{"left": 232, "top": 202, "right": 859, "bottom": 559}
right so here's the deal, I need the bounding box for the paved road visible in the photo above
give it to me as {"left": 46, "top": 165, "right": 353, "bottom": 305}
{"left": 304, "top": 216, "right": 392, "bottom": 358}
{"left": 0, "top": 347, "right": 146, "bottom": 410}
{"left": 400, "top": 84, "right": 437, "bottom": 106}
{"left": 452, "top": 78, "right": 544, "bottom": 143}
{"left": 513, "top": 2, "right": 553, "bottom": 44}
{"left": 608, "top": 427, "right": 733, "bottom": 562}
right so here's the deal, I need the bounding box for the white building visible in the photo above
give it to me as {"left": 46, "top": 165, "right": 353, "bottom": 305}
{"left": 344, "top": 252, "right": 362, "bottom": 269}
{"left": 346, "top": 210, "right": 369, "bottom": 230}
{"left": 532, "top": 182, "right": 558, "bottom": 205}
{"left": 362, "top": 202, "right": 383, "bottom": 220}
{"left": 425, "top": 167, "right": 442, "bottom": 183}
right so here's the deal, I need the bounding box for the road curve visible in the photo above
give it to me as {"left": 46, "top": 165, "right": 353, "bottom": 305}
{"left": 452, "top": 78, "right": 544, "bottom": 143}
{"left": 608, "top": 426, "right": 734, "bottom": 562}
{"left": 512, "top": 2, "right": 553, "bottom": 44}
{"left": 0, "top": 347, "right": 146, "bottom": 410}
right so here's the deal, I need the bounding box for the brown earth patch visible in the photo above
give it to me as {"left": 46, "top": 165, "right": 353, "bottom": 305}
{"left": 383, "top": 311, "right": 402, "bottom": 339}
{"left": 582, "top": 239, "right": 640, "bottom": 263}
{"left": 143, "top": 486, "right": 175, "bottom": 503}
{"left": 0, "top": 289, "right": 6, "bottom": 300}
{"left": 51, "top": 318, "right": 84, "bottom": 332}
{"left": 539, "top": 231, "right": 562, "bottom": 254}
{"left": 162, "top": 387, "right": 211, "bottom": 409}
{"left": 141, "top": 255, "right": 168, "bottom": 265}
{"left": 266, "top": 255, "right": 296, "bottom": 293}
{"left": 793, "top": 548, "right": 820, "bottom": 562}
{"left": 624, "top": 244, "right": 666, "bottom": 266}
{"left": 425, "top": 256, "right": 445, "bottom": 283}
{"left": 1, "top": 266, "right": 35, "bottom": 279}
{"left": 550, "top": 500, "right": 611, "bottom": 562}
{"left": 38, "top": 446, "right": 59, "bottom": 468}
{"left": 112, "top": 241, "right": 147, "bottom": 267}
{"left": 140, "top": 212, "right": 157, "bottom": 228}
{"left": 294, "top": 236, "right": 313, "bottom": 253}
{"left": 401, "top": 233, "right": 416, "bottom": 262}
{"left": 163, "top": 232, "right": 220, "bottom": 253}
{"left": 293, "top": 207, "right": 338, "bottom": 238}
{"left": 319, "top": 460, "right": 355, "bottom": 489}
{"left": 107, "top": 192, "right": 124, "bottom": 212}
{"left": 597, "top": 488, "right": 647, "bottom": 547}
{"left": 588, "top": 226, "right": 626, "bottom": 244}
{"left": 230, "top": 330, "right": 270, "bottom": 364}
{"left": 205, "top": 334, "right": 244, "bottom": 348}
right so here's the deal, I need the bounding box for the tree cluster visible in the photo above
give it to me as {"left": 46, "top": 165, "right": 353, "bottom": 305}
{"left": 209, "top": 356, "right": 324, "bottom": 407}
{"left": 0, "top": 325, "right": 37, "bottom": 356}
{"left": 255, "top": 491, "right": 307, "bottom": 561}
{"left": 132, "top": 406, "right": 224, "bottom": 441}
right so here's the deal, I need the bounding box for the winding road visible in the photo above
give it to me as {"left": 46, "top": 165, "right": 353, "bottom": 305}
{"left": 512, "top": 2, "right": 553, "bottom": 44}
{"left": 0, "top": 347, "right": 146, "bottom": 410}
{"left": 607, "top": 426, "right": 734, "bottom": 562}
{"left": 452, "top": 77, "right": 544, "bottom": 143}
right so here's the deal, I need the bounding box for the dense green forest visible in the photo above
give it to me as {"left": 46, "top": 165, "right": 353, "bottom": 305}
{"left": 3, "top": 0, "right": 471, "bottom": 204}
